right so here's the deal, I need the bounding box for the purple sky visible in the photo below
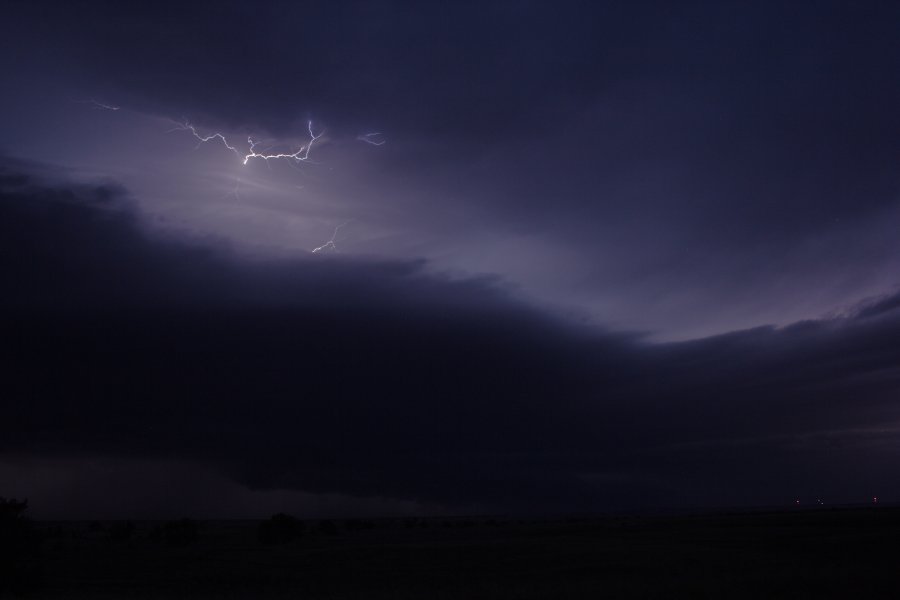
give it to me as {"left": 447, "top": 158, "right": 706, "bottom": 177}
{"left": 1, "top": 0, "right": 899, "bottom": 517}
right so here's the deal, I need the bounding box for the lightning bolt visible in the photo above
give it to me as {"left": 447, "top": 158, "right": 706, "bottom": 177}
{"left": 82, "top": 100, "right": 374, "bottom": 257}
{"left": 75, "top": 99, "right": 121, "bottom": 111}
{"left": 167, "top": 120, "right": 242, "bottom": 158}
{"left": 83, "top": 99, "right": 376, "bottom": 166}
{"left": 244, "top": 121, "right": 322, "bottom": 165}
{"left": 169, "top": 119, "right": 322, "bottom": 166}
{"left": 357, "top": 132, "right": 386, "bottom": 146}
{"left": 91, "top": 100, "right": 120, "bottom": 111}
{"left": 312, "top": 221, "right": 351, "bottom": 254}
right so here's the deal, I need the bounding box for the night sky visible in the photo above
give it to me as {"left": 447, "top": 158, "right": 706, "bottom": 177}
{"left": 1, "top": 0, "right": 899, "bottom": 518}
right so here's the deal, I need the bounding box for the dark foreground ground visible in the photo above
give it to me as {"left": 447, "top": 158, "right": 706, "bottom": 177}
{"left": 7, "top": 508, "right": 900, "bottom": 599}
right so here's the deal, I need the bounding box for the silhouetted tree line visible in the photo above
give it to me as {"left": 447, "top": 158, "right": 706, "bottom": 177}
{"left": 148, "top": 518, "right": 200, "bottom": 547}
{"left": 257, "top": 515, "right": 379, "bottom": 545}
{"left": 0, "top": 498, "right": 41, "bottom": 595}
{"left": 316, "top": 519, "right": 338, "bottom": 536}
{"left": 343, "top": 518, "right": 376, "bottom": 532}
{"left": 258, "top": 513, "right": 305, "bottom": 545}
{"left": 107, "top": 521, "right": 136, "bottom": 542}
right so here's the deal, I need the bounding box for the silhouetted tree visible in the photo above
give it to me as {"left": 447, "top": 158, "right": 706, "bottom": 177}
{"left": 0, "top": 498, "right": 42, "bottom": 594}
{"left": 258, "top": 513, "right": 304, "bottom": 545}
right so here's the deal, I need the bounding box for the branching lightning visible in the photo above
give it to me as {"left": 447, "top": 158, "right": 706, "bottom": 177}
{"left": 169, "top": 119, "right": 322, "bottom": 166}
{"left": 357, "top": 132, "right": 386, "bottom": 146}
{"left": 244, "top": 121, "right": 322, "bottom": 165}
{"left": 167, "top": 117, "right": 352, "bottom": 254}
{"left": 312, "top": 221, "right": 351, "bottom": 254}
{"left": 167, "top": 120, "right": 243, "bottom": 158}
{"left": 82, "top": 100, "right": 377, "bottom": 257}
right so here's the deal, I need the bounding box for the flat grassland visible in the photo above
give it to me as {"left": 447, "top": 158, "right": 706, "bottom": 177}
{"left": 21, "top": 508, "right": 900, "bottom": 599}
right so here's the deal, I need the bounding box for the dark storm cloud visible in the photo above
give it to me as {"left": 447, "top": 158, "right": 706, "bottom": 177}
{"left": 9, "top": 0, "right": 897, "bottom": 203}
{"left": 2, "top": 0, "right": 899, "bottom": 340}
{"left": 3, "top": 160, "right": 900, "bottom": 513}
{"left": 4, "top": 0, "right": 635, "bottom": 138}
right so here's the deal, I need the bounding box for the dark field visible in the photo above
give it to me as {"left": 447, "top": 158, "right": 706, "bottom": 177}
{"left": 10, "top": 508, "right": 900, "bottom": 599}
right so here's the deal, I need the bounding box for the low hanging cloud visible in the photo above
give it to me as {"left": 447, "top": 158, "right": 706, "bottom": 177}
{"left": 2, "top": 158, "right": 900, "bottom": 515}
